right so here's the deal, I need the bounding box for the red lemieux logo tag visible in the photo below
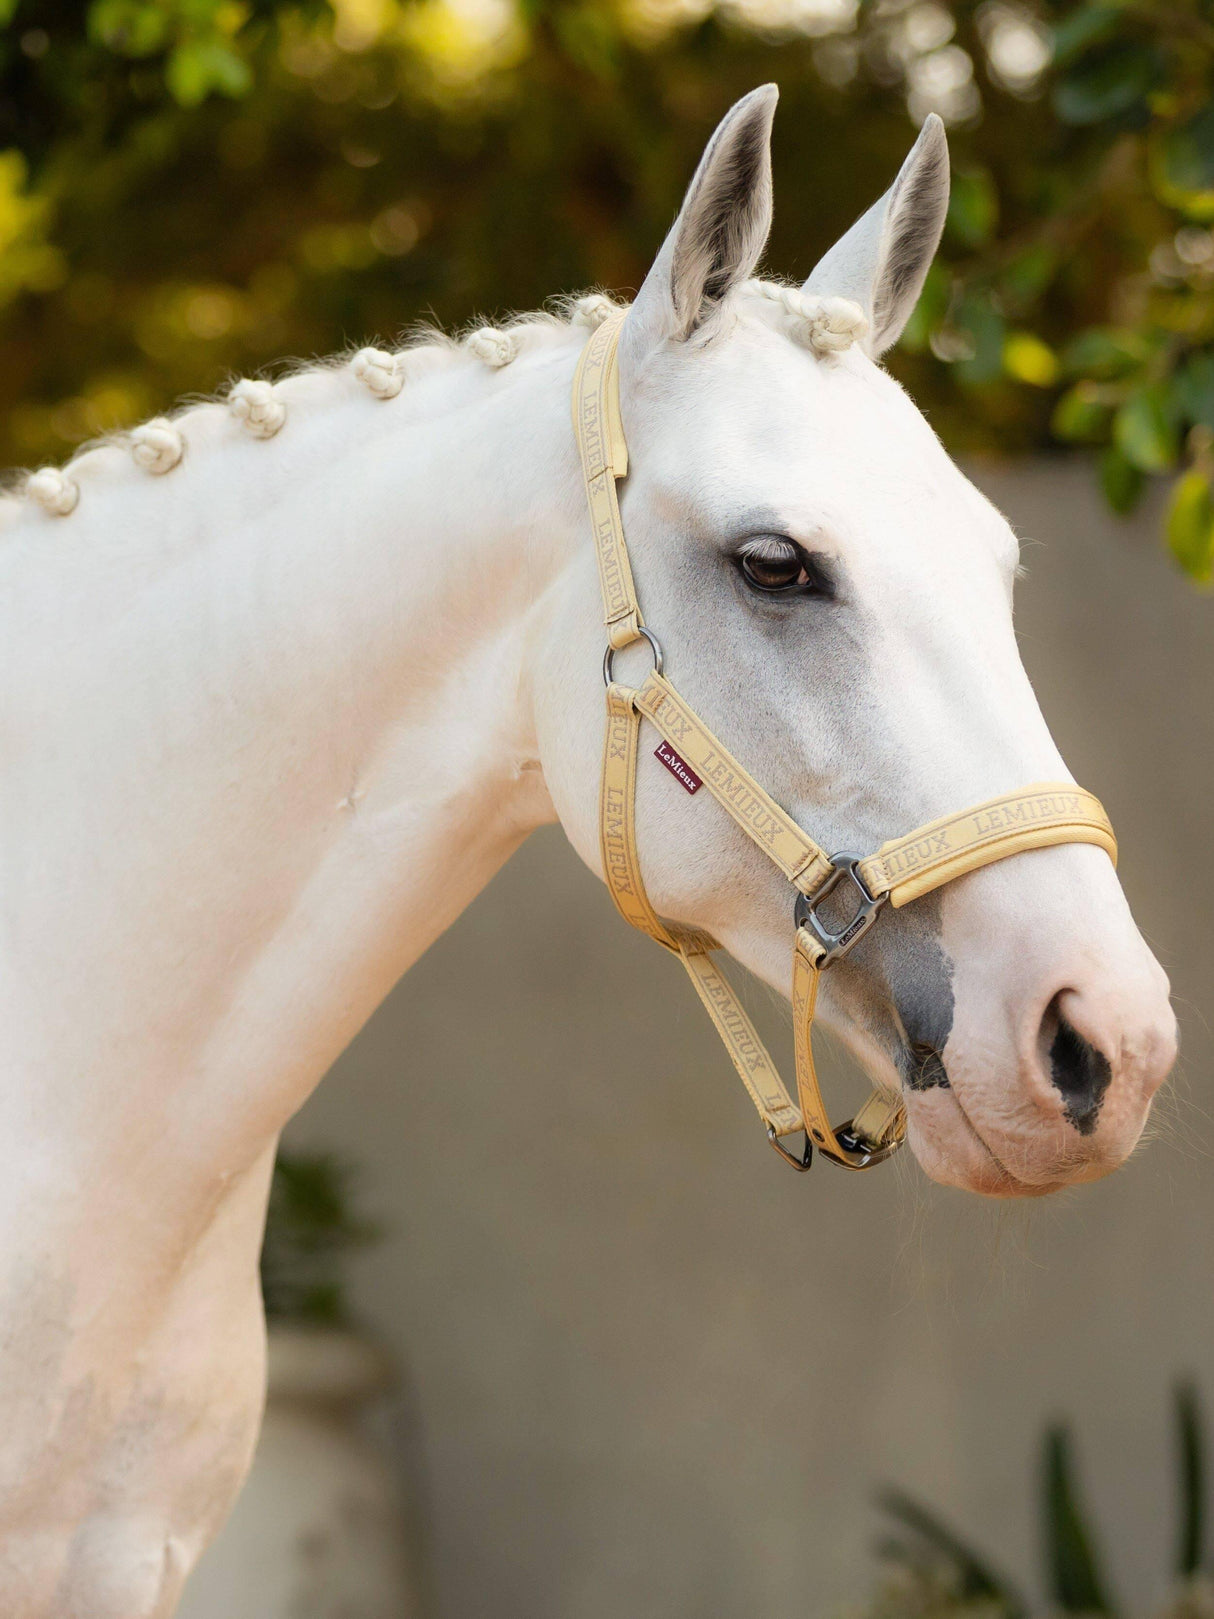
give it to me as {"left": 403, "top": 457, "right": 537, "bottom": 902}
{"left": 655, "top": 740, "right": 702, "bottom": 795}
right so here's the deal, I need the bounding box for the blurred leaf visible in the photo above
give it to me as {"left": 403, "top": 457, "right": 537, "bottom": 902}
{"left": 1062, "top": 327, "right": 1151, "bottom": 381}
{"left": 1154, "top": 105, "right": 1214, "bottom": 220}
{"left": 1114, "top": 385, "right": 1179, "bottom": 472}
{"left": 1176, "top": 352, "right": 1214, "bottom": 430}
{"left": 1005, "top": 331, "right": 1059, "bottom": 387}
{"left": 1167, "top": 470, "right": 1214, "bottom": 582}
{"left": 955, "top": 294, "right": 1006, "bottom": 387}
{"left": 1101, "top": 444, "right": 1146, "bottom": 513}
{"left": 900, "top": 262, "right": 951, "bottom": 354}
{"left": 1053, "top": 44, "right": 1165, "bottom": 127}
{"left": 948, "top": 170, "right": 999, "bottom": 250}
{"left": 88, "top": 0, "right": 173, "bottom": 56}
{"left": 877, "top": 1488, "right": 1027, "bottom": 1615}
{"left": 0, "top": 149, "right": 63, "bottom": 309}
{"left": 1160, "top": 103, "right": 1214, "bottom": 194}
{"left": 1152, "top": 102, "right": 1214, "bottom": 220}
{"left": 1176, "top": 1382, "right": 1207, "bottom": 1573}
{"left": 1049, "top": 4, "right": 1121, "bottom": 69}
{"left": 1000, "top": 243, "right": 1058, "bottom": 311}
{"left": 1043, "top": 1426, "right": 1115, "bottom": 1613}
{"left": 1053, "top": 381, "right": 1112, "bottom": 441}
{"left": 166, "top": 39, "right": 252, "bottom": 105}
{"left": 552, "top": 4, "right": 621, "bottom": 80}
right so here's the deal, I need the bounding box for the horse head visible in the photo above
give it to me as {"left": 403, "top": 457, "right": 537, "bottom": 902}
{"left": 535, "top": 87, "right": 1176, "bottom": 1195}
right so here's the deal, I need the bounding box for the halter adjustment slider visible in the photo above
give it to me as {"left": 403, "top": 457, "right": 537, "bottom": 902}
{"left": 794, "top": 853, "right": 888, "bottom": 967}
{"left": 823, "top": 1119, "right": 905, "bottom": 1169}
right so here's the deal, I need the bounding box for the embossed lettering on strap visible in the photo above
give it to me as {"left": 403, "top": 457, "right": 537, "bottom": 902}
{"left": 680, "top": 949, "right": 803, "bottom": 1140}
{"left": 859, "top": 784, "right": 1117, "bottom": 908}
{"left": 600, "top": 682, "right": 716, "bottom": 956}
{"left": 634, "top": 672, "right": 832, "bottom": 895}
{"left": 573, "top": 315, "right": 643, "bottom": 650}
{"left": 599, "top": 679, "right": 803, "bottom": 1142}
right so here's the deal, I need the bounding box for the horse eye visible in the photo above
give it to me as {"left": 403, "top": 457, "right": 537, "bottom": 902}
{"left": 737, "top": 538, "right": 826, "bottom": 596}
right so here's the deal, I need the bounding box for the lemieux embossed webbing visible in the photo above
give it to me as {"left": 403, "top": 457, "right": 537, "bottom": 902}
{"left": 574, "top": 312, "right": 1118, "bottom": 1173}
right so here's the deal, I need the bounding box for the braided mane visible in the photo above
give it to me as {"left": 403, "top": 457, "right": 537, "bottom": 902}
{"left": 1, "top": 283, "right": 865, "bottom": 526}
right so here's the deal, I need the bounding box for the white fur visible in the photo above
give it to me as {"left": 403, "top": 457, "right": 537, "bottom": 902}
{"left": 0, "top": 92, "right": 1174, "bottom": 1615}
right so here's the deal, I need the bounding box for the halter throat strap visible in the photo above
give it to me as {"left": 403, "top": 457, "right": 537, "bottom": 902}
{"left": 573, "top": 311, "right": 1117, "bottom": 1174}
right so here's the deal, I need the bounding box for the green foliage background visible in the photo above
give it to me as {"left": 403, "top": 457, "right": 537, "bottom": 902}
{"left": 2, "top": 0, "right": 1214, "bottom": 578}
{"left": 260, "top": 1149, "right": 378, "bottom": 1323}
{"left": 855, "top": 1386, "right": 1209, "bottom": 1618}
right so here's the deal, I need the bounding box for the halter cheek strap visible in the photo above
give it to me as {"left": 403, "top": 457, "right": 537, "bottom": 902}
{"left": 575, "top": 312, "right": 1117, "bottom": 1175}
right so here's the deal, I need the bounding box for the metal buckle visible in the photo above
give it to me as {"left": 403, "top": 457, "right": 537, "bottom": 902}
{"left": 767, "top": 1126, "right": 813, "bottom": 1172}
{"left": 826, "top": 1119, "right": 904, "bottom": 1169}
{"left": 794, "top": 853, "right": 888, "bottom": 967}
{"left": 603, "top": 626, "right": 663, "bottom": 688}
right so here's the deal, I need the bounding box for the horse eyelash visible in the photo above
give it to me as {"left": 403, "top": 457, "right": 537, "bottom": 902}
{"left": 737, "top": 534, "right": 799, "bottom": 562}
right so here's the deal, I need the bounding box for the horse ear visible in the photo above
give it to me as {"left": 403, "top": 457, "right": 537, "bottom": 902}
{"left": 803, "top": 114, "right": 950, "bottom": 358}
{"left": 624, "top": 85, "right": 777, "bottom": 357}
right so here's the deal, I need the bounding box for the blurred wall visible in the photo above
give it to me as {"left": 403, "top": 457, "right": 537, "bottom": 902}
{"left": 283, "top": 459, "right": 1214, "bottom": 1619}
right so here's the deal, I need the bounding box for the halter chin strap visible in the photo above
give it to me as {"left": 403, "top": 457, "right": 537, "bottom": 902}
{"left": 574, "top": 313, "right": 1117, "bottom": 1174}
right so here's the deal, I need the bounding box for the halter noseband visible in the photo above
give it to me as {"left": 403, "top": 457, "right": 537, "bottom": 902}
{"left": 574, "top": 313, "right": 1117, "bottom": 1174}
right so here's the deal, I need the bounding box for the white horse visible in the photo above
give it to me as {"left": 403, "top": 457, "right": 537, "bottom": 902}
{"left": 0, "top": 86, "right": 1175, "bottom": 1615}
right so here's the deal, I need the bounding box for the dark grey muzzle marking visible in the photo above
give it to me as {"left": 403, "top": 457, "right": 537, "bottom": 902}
{"left": 1050, "top": 1017, "right": 1112, "bottom": 1134}
{"left": 838, "top": 892, "right": 955, "bottom": 1093}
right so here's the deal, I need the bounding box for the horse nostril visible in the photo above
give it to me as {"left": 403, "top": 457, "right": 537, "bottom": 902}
{"left": 1047, "top": 1009, "right": 1112, "bottom": 1135}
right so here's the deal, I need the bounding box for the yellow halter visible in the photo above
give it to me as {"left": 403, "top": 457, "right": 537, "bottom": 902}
{"left": 574, "top": 313, "right": 1117, "bottom": 1173}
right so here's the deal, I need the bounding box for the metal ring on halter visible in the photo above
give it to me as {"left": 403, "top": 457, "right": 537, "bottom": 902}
{"left": 603, "top": 626, "right": 664, "bottom": 688}
{"left": 767, "top": 1126, "right": 813, "bottom": 1172}
{"left": 794, "top": 852, "right": 889, "bottom": 967}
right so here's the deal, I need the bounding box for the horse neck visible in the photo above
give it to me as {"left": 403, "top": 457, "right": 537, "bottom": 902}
{"left": 1, "top": 335, "right": 584, "bottom": 1163}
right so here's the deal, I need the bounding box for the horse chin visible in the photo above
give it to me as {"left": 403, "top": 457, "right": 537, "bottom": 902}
{"left": 821, "top": 1014, "right": 1056, "bottom": 1196}
{"left": 901, "top": 1087, "right": 1061, "bottom": 1197}
{"left": 899, "top": 1083, "right": 1133, "bottom": 1198}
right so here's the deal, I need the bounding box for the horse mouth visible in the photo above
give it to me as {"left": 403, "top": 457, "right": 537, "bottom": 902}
{"left": 899, "top": 1049, "right": 1074, "bottom": 1198}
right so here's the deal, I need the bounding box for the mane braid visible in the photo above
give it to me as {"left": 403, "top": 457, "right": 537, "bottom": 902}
{"left": 0, "top": 282, "right": 854, "bottom": 526}
{"left": 742, "top": 280, "right": 869, "bottom": 356}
